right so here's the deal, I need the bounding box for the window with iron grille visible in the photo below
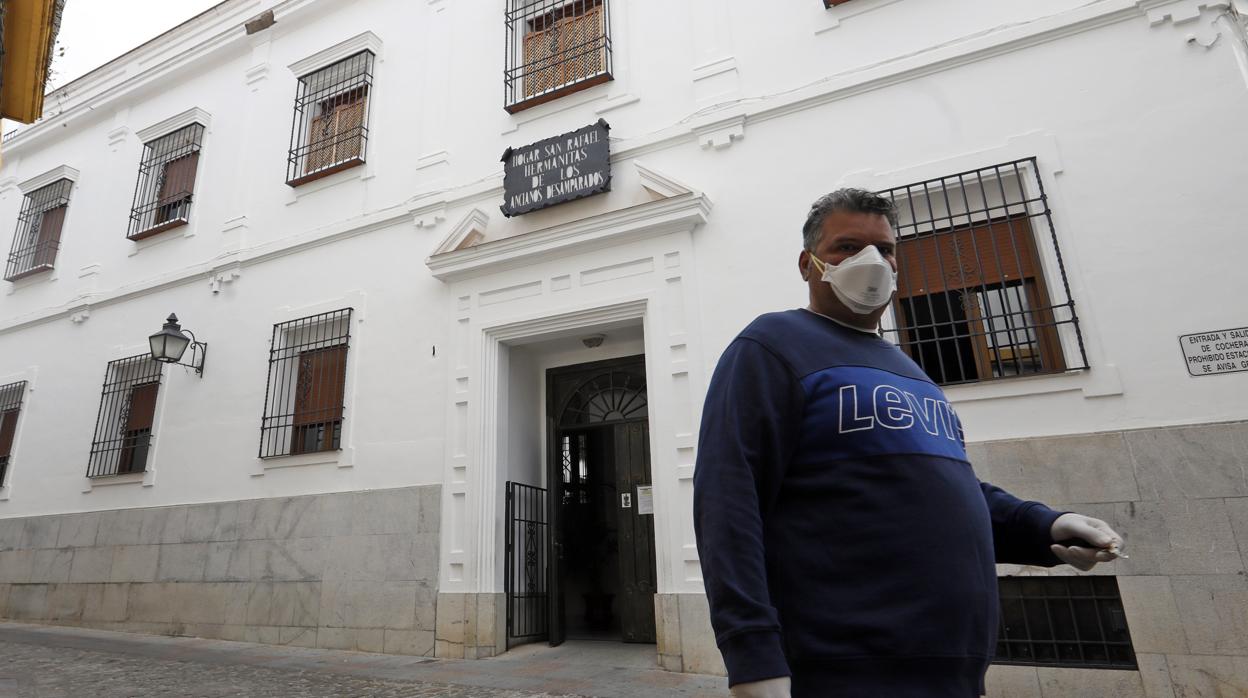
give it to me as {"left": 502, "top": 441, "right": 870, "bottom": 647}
{"left": 878, "top": 158, "right": 1088, "bottom": 386}
{"left": 87, "top": 355, "right": 163, "bottom": 478}
{"left": 259, "top": 308, "right": 352, "bottom": 458}
{"left": 286, "top": 52, "right": 373, "bottom": 187}
{"left": 5, "top": 178, "right": 72, "bottom": 282}
{"left": 0, "top": 381, "right": 28, "bottom": 485}
{"left": 505, "top": 0, "right": 613, "bottom": 112}
{"left": 127, "top": 122, "right": 205, "bottom": 240}
{"left": 996, "top": 576, "right": 1136, "bottom": 669}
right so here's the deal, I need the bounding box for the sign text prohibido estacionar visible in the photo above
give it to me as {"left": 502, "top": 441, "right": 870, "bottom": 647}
{"left": 500, "top": 119, "right": 611, "bottom": 217}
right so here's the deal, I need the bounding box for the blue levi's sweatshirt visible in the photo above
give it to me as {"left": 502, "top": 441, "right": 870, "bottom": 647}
{"left": 693, "top": 309, "right": 1063, "bottom": 697}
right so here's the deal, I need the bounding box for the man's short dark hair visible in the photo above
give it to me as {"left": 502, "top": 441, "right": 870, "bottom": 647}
{"left": 802, "top": 188, "right": 899, "bottom": 250}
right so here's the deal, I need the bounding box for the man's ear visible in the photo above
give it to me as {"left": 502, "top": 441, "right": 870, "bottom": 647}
{"left": 798, "top": 249, "right": 811, "bottom": 282}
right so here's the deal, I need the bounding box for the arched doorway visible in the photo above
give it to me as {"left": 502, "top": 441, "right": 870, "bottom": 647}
{"left": 546, "top": 356, "right": 656, "bottom": 646}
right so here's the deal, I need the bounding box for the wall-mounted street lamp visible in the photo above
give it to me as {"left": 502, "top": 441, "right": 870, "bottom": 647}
{"left": 148, "top": 314, "right": 208, "bottom": 377}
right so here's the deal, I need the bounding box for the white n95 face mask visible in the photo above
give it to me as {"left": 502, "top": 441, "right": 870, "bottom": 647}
{"left": 807, "top": 245, "right": 898, "bottom": 315}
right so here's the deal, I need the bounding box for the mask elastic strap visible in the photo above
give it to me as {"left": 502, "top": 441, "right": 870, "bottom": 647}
{"left": 807, "top": 253, "right": 827, "bottom": 275}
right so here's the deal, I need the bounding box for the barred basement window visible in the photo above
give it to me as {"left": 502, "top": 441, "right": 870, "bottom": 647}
{"left": 5, "top": 178, "right": 72, "bottom": 282}
{"left": 996, "top": 576, "right": 1137, "bottom": 669}
{"left": 259, "top": 308, "right": 352, "bottom": 458}
{"left": 505, "top": 0, "right": 613, "bottom": 112}
{"left": 286, "top": 51, "right": 373, "bottom": 187}
{"left": 0, "top": 380, "right": 28, "bottom": 485}
{"left": 879, "top": 158, "right": 1088, "bottom": 386}
{"left": 128, "top": 122, "right": 205, "bottom": 240}
{"left": 87, "top": 355, "right": 163, "bottom": 478}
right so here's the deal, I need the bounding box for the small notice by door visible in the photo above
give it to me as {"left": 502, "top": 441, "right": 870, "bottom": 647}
{"left": 621, "top": 492, "right": 632, "bottom": 509}
{"left": 636, "top": 486, "right": 654, "bottom": 515}
{"left": 1179, "top": 327, "right": 1248, "bottom": 377}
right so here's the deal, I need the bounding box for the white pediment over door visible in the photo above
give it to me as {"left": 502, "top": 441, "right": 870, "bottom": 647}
{"left": 425, "top": 162, "right": 711, "bottom": 283}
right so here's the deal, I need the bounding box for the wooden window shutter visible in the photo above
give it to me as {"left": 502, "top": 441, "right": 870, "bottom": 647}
{"left": 893, "top": 215, "right": 1065, "bottom": 381}
{"left": 305, "top": 111, "right": 334, "bottom": 174}
{"left": 0, "top": 409, "right": 18, "bottom": 458}
{"left": 336, "top": 97, "right": 366, "bottom": 162}
{"left": 524, "top": 26, "right": 560, "bottom": 97}
{"left": 159, "top": 153, "right": 199, "bottom": 204}
{"left": 304, "top": 91, "right": 367, "bottom": 175}
{"left": 126, "top": 383, "right": 160, "bottom": 432}
{"left": 155, "top": 152, "right": 199, "bottom": 224}
{"left": 895, "top": 218, "right": 1041, "bottom": 298}
{"left": 293, "top": 345, "right": 347, "bottom": 427}
{"left": 33, "top": 205, "right": 67, "bottom": 268}
{"left": 559, "top": 4, "right": 604, "bottom": 84}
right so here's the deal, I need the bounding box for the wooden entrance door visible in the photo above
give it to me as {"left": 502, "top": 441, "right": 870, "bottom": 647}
{"left": 546, "top": 356, "right": 654, "bottom": 644}
{"left": 614, "top": 420, "right": 657, "bottom": 643}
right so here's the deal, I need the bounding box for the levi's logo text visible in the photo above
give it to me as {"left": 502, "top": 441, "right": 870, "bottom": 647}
{"left": 799, "top": 367, "right": 968, "bottom": 463}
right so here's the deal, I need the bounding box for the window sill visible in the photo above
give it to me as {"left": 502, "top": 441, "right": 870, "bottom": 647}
{"left": 81, "top": 470, "right": 153, "bottom": 493}
{"left": 286, "top": 157, "right": 365, "bottom": 188}
{"left": 128, "top": 218, "right": 188, "bottom": 242}
{"left": 505, "top": 72, "right": 613, "bottom": 114}
{"left": 4, "top": 264, "right": 55, "bottom": 284}
{"left": 944, "top": 364, "right": 1122, "bottom": 404}
{"left": 128, "top": 218, "right": 195, "bottom": 256}
{"left": 252, "top": 446, "right": 354, "bottom": 476}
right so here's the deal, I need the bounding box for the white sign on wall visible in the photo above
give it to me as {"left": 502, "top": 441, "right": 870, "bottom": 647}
{"left": 1179, "top": 327, "right": 1248, "bottom": 377}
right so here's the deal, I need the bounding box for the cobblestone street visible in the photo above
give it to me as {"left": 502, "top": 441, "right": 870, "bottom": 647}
{"left": 0, "top": 624, "right": 728, "bottom": 698}
{"left": 0, "top": 640, "right": 559, "bottom": 698}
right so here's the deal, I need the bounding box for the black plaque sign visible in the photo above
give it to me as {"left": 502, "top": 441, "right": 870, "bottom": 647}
{"left": 501, "top": 119, "right": 611, "bottom": 217}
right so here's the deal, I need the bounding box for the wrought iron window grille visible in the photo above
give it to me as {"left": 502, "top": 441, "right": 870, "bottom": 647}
{"left": 505, "top": 0, "right": 613, "bottom": 112}
{"left": 996, "top": 576, "right": 1137, "bottom": 669}
{"left": 259, "top": 308, "right": 352, "bottom": 459}
{"left": 127, "top": 123, "right": 205, "bottom": 241}
{"left": 0, "top": 380, "right": 28, "bottom": 485}
{"left": 87, "top": 355, "right": 163, "bottom": 478}
{"left": 5, "top": 178, "right": 73, "bottom": 282}
{"left": 877, "top": 158, "right": 1088, "bottom": 386}
{"left": 286, "top": 51, "right": 374, "bottom": 187}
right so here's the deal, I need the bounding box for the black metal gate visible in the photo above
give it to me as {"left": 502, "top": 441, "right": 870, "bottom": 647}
{"left": 504, "top": 481, "right": 549, "bottom": 647}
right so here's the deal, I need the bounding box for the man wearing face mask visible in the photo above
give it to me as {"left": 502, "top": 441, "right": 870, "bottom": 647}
{"left": 692, "top": 189, "right": 1125, "bottom": 698}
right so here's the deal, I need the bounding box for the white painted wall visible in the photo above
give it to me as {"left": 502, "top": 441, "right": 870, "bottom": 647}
{"left": 0, "top": 0, "right": 1246, "bottom": 599}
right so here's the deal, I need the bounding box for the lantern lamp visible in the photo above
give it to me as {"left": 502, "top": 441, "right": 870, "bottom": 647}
{"left": 148, "top": 313, "right": 207, "bottom": 376}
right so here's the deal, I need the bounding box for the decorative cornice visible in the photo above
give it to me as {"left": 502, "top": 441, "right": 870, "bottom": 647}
{"left": 695, "top": 116, "right": 745, "bottom": 150}
{"left": 692, "top": 56, "right": 738, "bottom": 83}
{"left": 288, "top": 30, "right": 383, "bottom": 77}
{"left": 135, "top": 107, "right": 212, "bottom": 142}
{"left": 0, "top": 202, "right": 415, "bottom": 337}
{"left": 425, "top": 192, "right": 712, "bottom": 282}
{"left": 106, "top": 126, "right": 130, "bottom": 152}
{"left": 19, "top": 165, "right": 79, "bottom": 194}
{"left": 1145, "top": 0, "right": 1232, "bottom": 24}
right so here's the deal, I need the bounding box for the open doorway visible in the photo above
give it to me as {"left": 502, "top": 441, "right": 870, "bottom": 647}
{"left": 546, "top": 356, "right": 657, "bottom": 646}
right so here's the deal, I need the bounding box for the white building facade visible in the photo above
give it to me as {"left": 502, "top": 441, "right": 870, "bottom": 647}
{"left": 0, "top": 0, "right": 1247, "bottom": 695}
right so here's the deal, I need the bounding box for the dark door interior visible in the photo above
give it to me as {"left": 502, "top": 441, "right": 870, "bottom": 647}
{"left": 547, "top": 356, "right": 656, "bottom": 645}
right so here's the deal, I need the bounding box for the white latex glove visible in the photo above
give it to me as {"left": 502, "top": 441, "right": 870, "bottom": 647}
{"left": 730, "top": 677, "right": 791, "bottom": 698}
{"left": 1050, "top": 513, "right": 1125, "bottom": 571}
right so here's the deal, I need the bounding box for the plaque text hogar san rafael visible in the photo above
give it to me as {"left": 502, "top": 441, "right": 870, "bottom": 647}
{"left": 501, "top": 119, "right": 611, "bottom": 217}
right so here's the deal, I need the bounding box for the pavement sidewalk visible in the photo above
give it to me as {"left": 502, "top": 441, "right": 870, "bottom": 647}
{"left": 0, "top": 622, "right": 729, "bottom": 697}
